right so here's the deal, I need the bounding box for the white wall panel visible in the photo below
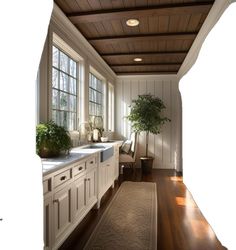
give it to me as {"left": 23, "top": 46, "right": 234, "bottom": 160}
{"left": 116, "top": 75, "right": 180, "bottom": 169}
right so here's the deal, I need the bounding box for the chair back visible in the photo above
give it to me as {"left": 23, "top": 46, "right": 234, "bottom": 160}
{"left": 130, "top": 132, "right": 138, "bottom": 160}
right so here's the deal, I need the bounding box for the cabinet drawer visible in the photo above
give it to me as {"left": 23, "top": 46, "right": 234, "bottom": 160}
{"left": 43, "top": 178, "right": 51, "bottom": 195}
{"left": 54, "top": 169, "right": 71, "bottom": 188}
{"left": 86, "top": 157, "right": 96, "bottom": 170}
{"left": 73, "top": 162, "right": 86, "bottom": 177}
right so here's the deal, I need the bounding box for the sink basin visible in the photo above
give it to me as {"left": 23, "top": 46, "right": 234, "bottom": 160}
{"left": 83, "top": 145, "right": 106, "bottom": 149}
{"left": 100, "top": 146, "right": 114, "bottom": 162}
{"left": 83, "top": 144, "right": 114, "bottom": 162}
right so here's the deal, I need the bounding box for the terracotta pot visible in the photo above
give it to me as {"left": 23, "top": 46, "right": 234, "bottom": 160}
{"left": 38, "top": 147, "right": 59, "bottom": 158}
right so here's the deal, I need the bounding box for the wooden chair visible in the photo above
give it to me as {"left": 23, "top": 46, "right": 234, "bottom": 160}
{"left": 119, "top": 132, "right": 138, "bottom": 174}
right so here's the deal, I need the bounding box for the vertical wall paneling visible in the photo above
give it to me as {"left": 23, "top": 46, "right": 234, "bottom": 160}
{"left": 162, "top": 80, "right": 172, "bottom": 169}
{"left": 115, "top": 79, "right": 122, "bottom": 138}
{"left": 147, "top": 80, "right": 155, "bottom": 159}
{"left": 154, "top": 80, "right": 163, "bottom": 168}
{"left": 116, "top": 76, "right": 179, "bottom": 169}
{"left": 124, "top": 80, "right": 131, "bottom": 138}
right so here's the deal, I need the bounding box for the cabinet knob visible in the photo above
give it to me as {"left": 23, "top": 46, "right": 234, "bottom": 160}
{"left": 78, "top": 166, "right": 83, "bottom": 171}
{"left": 87, "top": 178, "right": 90, "bottom": 181}
{"left": 60, "top": 176, "right": 66, "bottom": 181}
{"left": 53, "top": 199, "right": 59, "bottom": 203}
{"left": 90, "top": 161, "right": 94, "bottom": 164}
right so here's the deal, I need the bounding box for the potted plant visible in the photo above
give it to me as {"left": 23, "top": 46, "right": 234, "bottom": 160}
{"left": 126, "top": 94, "right": 170, "bottom": 174}
{"left": 36, "top": 121, "right": 72, "bottom": 158}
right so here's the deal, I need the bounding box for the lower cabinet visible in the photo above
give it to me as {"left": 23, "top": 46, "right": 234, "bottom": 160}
{"left": 85, "top": 168, "right": 97, "bottom": 206}
{"left": 74, "top": 174, "right": 86, "bottom": 219}
{"left": 114, "top": 144, "right": 119, "bottom": 180}
{"left": 43, "top": 144, "right": 120, "bottom": 249}
{"left": 44, "top": 197, "right": 52, "bottom": 250}
{"left": 53, "top": 184, "right": 73, "bottom": 246}
{"left": 97, "top": 156, "right": 115, "bottom": 208}
{"left": 73, "top": 167, "right": 97, "bottom": 224}
{"left": 43, "top": 154, "right": 98, "bottom": 250}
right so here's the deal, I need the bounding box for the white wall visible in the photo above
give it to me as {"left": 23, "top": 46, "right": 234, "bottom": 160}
{"left": 116, "top": 75, "right": 181, "bottom": 170}
{"left": 179, "top": 2, "right": 236, "bottom": 249}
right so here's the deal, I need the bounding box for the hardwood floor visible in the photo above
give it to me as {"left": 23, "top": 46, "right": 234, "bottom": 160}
{"left": 59, "top": 168, "right": 227, "bottom": 250}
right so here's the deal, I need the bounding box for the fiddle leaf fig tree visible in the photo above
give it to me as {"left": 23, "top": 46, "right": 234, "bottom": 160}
{"left": 126, "top": 94, "right": 170, "bottom": 157}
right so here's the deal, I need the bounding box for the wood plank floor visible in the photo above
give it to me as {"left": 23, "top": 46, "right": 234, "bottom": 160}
{"left": 59, "top": 168, "right": 227, "bottom": 250}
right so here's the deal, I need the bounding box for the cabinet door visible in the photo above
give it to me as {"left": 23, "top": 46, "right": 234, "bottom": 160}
{"left": 98, "top": 163, "right": 107, "bottom": 196}
{"left": 107, "top": 160, "right": 114, "bottom": 186}
{"left": 44, "top": 197, "right": 52, "bottom": 250}
{"left": 114, "top": 145, "right": 119, "bottom": 179}
{"left": 86, "top": 168, "right": 97, "bottom": 206}
{"left": 53, "top": 184, "right": 73, "bottom": 243}
{"left": 74, "top": 174, "right": 86, "bottom": 219}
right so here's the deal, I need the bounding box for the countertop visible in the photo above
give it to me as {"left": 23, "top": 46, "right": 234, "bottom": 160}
{"left": 41, "top": 140, "right": 123, "bottom": 176}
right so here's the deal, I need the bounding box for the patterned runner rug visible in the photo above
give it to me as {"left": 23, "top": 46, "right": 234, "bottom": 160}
{"left": 84, "top": 181, "right": 157, "bottom": 250}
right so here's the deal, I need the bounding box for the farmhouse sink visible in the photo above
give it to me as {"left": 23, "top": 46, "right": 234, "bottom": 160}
{"left": 83, "top": 144, "right": 114, "bottom": 162}
{"left": 84, "top": 145, "right": 106, "bottom": 149}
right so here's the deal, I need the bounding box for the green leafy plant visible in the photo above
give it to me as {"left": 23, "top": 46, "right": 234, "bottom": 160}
{"left": 126, "top": 94, "right": 170, "bottom": 157}
{"left": 36, "top": 121, "right": 72, "bottom": 158}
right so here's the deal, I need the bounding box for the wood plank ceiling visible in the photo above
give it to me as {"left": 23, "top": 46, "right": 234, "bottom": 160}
{"left": 54, "top": 0, "right": 215, "bottom": 75}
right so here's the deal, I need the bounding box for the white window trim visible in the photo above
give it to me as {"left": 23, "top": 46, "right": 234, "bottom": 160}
{"left": 108, "top": 82, "right": 115, "bottom": 132}
{"left": 53, "top": 33, "right": 82, "bottom": 62}
{"left": 52, "top": 33, "right": 83, "bottom": 131}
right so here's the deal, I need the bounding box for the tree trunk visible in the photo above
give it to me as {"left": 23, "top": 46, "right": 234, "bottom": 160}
{"left": 146, "top": 131, "right": 149, "bottom": 157}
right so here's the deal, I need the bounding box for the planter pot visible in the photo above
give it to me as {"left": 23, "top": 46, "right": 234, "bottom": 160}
{"left": 38, "top": 147, "right": 60, "bottom": 158}
{"left": 140, "top": 157, "right": 154, "bottom": 174}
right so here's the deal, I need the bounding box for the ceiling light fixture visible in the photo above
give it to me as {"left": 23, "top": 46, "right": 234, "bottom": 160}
{"left": 134, "top": 58, "right": 142, "bottom": 62}
{"left": 126, "top": 19, "right": 139, "bottom": 27}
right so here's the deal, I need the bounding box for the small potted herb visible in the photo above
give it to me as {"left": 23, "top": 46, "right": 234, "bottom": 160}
{"left": 36, "top": 121, "right": 72, "bottom": 158}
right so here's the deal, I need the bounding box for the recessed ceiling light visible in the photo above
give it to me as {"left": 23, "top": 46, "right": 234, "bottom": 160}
{"left": 126, "top": 19, "right": 139, "bottom": 27}
{"left": 134, "top": 58, "right": 142, "bottom": 62}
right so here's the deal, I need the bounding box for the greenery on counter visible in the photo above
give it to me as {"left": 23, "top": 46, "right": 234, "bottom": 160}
{"left": 36, "top": 121, "right": 72, "bottom": 158}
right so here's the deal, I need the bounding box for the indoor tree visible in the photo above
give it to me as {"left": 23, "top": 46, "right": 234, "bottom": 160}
{"left": 126, "top": 94, "right": 170, "bottom": 172}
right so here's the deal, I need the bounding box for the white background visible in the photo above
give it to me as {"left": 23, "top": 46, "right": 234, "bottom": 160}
{"left": 0, "top": 1, "right": 235, "bottom": 250}
{"left": 0, "top": 1, "right": 53, "bottom": 249}
{"left": 180, "top": 3, "right": 236, "bottom": 249}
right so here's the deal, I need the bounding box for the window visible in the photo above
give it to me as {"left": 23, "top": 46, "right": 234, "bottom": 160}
{"left": 89, "top": 73, "right": 104, "bottom": 127}
{"left": 52, "top": 45, "right": 77, "bottom": 130}
{"left": 108, "top": 83, "right": 114, "bottom": 131}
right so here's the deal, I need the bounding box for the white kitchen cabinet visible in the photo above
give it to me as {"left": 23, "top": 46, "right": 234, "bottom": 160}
{"left": 73, "top": 173, "right": 86, "bottom": 220}
{"left": 97, "top": 156, "right": 115, "bottom": 208}
{"left": 43, "top": 143, "right": 121, "bottom": 249}
{"left": 73, "top": 167, "right": 97, "bottom": 225}
{"left": 44, "top": 197, "right": 52, "bottom": 250}
{"left": 86, "top": 167, "right": 97, "bottom": 206}
{"left": 52, "top": 183, "right": 73, "bottom": 246}
{"left": 114, "top": 144, "right": 119, "bottom": 180}
{"left": 43, "top": 153, "right": 99, "bottom": 250}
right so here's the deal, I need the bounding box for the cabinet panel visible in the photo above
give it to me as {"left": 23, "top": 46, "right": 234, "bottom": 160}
{"left": 86, "top": 168, "right": 97, "bottom": 206}
{"left": 98, "top": 163, "right": 107, "bottom": 196}
{"left": 44, "top": 197, "right": 52, "bottom": 250}
{"left": 53, "top": 184, "right": 73, "bottom": 242}
{"left": 74, "top": 174, "right": 86, "bottom": 218}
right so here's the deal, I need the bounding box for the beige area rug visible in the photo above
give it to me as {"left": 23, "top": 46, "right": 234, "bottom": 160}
{"left": 84, "top": 181, "right": 157, "bottom": 250}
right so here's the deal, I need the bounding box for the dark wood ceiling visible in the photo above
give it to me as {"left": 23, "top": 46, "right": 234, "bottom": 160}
{"left": 54, "top": 0, "right": 215, "bottom": 75}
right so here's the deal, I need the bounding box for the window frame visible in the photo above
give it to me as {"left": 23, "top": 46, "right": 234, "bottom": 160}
{"left": 89, "top": 72, "right": 104, "bottom": 128}
{"left": 51, "top": 33, "right": 82, "bottom": 131}
{"left": 108, "top": 82, "right": 115, "bottom": 132}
